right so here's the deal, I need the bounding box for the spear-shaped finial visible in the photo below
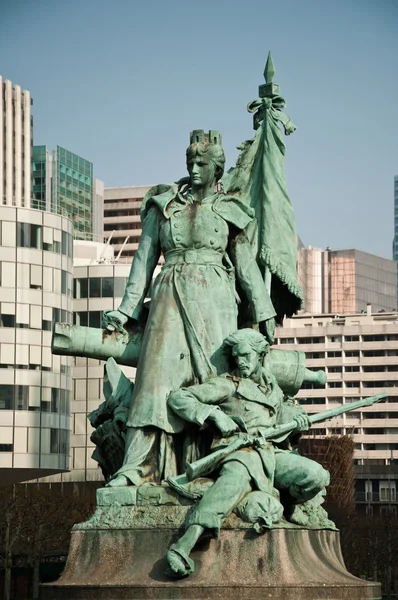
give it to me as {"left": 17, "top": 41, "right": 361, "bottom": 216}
{"left": 264, "top": 51, "right": 275, "bottom": 83}
{"left": 259, "top": 51, "right": 280, "bottom": 98}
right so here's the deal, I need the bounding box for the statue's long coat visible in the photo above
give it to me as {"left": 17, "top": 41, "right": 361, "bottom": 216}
{"left": 118, "top": 185, "right": 275, "bottom": 434}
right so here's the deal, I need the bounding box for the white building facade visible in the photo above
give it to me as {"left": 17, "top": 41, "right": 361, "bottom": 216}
{"left": 0, "top": 77, "right": 32, "bottom": 208}
{"left": 0, "top": 206, "right": 73, "bottom": 484}
{"left": 276, "top": 309, "right": 398, "bottom": 464}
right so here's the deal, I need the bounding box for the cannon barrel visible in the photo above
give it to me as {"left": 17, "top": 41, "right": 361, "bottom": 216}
{"left": 265, "top": 349, "right": 326, "bottom": 396}
{"left": 51, "top": 322, "right": 143, "bottom": 367}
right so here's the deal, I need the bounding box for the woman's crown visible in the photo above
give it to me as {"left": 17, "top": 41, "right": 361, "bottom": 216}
{"left": 189, "top": 129, "right": 222, "bottom": 146}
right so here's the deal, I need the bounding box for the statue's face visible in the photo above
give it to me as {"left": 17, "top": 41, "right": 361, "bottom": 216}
{"left": 187, "top": 154, "right": 216, "bottom": 190}
{"left": 232, "top": 343, "right": 259, "bottom": 379}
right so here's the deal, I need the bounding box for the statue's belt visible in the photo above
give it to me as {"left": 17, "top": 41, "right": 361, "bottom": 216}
{"left": 164, "top": 248, "right": 224, "bottom": 266}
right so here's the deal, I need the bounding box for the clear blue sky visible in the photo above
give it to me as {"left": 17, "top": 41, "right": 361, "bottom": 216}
{"left": 1, "top": 0, "right": 397, "bottom": 258}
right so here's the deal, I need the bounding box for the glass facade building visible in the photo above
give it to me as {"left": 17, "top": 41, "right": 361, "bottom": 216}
{"left": 32, "top": 145, "right": 52, "bottom": 212}
{"left": 32, "top": 145, "right": 100, "bottom": 242}
{"left": 53, "top": 146, "right": 94, "bottom": 240}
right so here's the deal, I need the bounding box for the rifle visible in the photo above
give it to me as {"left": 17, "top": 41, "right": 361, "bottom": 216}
{"left": 186, "top": 393, "right": 387, "bottom": 481}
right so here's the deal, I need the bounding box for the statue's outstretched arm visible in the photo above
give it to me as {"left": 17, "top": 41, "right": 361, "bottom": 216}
{"left": 118, "top": 207, "right": 161, "bottom": 321}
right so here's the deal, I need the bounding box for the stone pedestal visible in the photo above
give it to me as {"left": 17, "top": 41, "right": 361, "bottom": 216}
{"left": 41, "top": 486, "right": 381, "bottom": 600}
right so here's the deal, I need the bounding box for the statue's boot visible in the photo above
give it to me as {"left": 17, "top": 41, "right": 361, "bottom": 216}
{"left": 106, "top": 475, "right": 130, "bottom": 487}
{"left": 165, "top": 545, "right": 194, "bottom": 578}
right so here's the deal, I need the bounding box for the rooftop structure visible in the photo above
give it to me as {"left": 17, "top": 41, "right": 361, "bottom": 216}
{"left": 0, "top": 76, "right": 32, "bottom": 208}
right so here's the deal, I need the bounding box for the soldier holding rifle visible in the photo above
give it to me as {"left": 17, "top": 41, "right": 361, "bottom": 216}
{"left": 165, "top": 328, "right": 385, "bottom": 578}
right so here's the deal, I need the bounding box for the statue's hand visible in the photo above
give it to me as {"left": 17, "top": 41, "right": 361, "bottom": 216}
{"left": 293, "top": 413, "right": 311, "bottom": 433}
{"left": 102, "top": 310, "right": 129, "bottom": 333}
{"left": 208, "top": 410, "right": 239, "bottom": 437}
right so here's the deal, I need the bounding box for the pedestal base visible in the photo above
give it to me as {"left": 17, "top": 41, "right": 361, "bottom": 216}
{"left": 41, "top": 486, "right": 380, "bottom": 599}
{"left": 41, "top": 527, "right": 380, "bottom": 599}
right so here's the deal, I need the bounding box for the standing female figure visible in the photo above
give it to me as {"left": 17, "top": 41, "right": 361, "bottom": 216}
{"left": 104, "top": 130, "right": 275, "bottom": 486}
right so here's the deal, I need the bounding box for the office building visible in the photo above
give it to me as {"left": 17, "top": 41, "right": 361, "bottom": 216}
{"left": 0, "top": 205, "right": 73, "bottom": 484}
{"left": 276, "top": 309, "right": 398, "bottom": 514}
{"left": 103, "top": 185, "right": 152, "bottom": 258}
{"left": 32, "top": 145, "right": 52, "bottom": 212}
{"left": 0, "top": 77, "right": 32, "bottom": 208}
{"left": 298, "top": 247, "right": 397, "bottom": 314}
{"left": 103, "top": 185, "right": 176, "bottom": 259}
{"left": 32, "top": 145, "right": 104, "bottom": 242}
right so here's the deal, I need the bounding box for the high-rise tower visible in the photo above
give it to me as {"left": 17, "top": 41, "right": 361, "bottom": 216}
{"left": 0, "top": 76, "right": 32, "bottom": 207}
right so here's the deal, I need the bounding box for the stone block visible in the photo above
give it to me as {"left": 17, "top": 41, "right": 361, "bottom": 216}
{"left": 96, "top": 486, "right": 137, "bottom": 506}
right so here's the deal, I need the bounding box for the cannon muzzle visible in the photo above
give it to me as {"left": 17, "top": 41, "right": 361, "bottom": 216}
{"left": 51, "top": 322, "right": 144, "bottom": 367}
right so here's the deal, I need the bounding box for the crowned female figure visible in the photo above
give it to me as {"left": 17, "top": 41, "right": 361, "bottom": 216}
{"left": 104, "top": 130, "right": 276, "bottom": 486}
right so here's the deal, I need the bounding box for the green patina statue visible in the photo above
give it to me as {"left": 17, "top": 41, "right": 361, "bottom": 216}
{"left": 46, "top": 54, "right": 387, "bottom": 599}
{"left": 103, "top": 129, "right": 280, "bottom": 488}
{"left": 165, "top": 328, "right": 329, "bottom": 577}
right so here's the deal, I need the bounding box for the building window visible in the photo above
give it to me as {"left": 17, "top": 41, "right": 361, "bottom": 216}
{"left": 279, "top": 337, "right": 294, "bottom": 344}
{"left": 61, "top": 231, "right": 68, "bottom": 255}
{"left": 0, "top": 385, "right": 14, "bottom": 409}
{"left": 42, "top": 319, "right": 52, "bottom": 331}
{"left": 51, "top": 388, "right": 59, "bottom": 413}
{"left": 299, "top": 398, "right": 326, "bottom": 405}
{"left": 327, "top": 351, "right": 342, "bottom": 358}
{"left": 59, "top": 429, "right": 68, "bottom": 454}
{"left": 16, "top": 223, "right": 43, "bottom": 250}
{"left": 0, "top": 313, "right": 15, "bottom": 327}
{"left": 380, "top": 481, "right": 396, "bottom": 502}
{"left": 101, "top": 278, "right": 114, "bottom": 298}
{"left": 0, "top": 444, "right": 13, "bottom": 452}
{"left": 89, "top": 311, "right": 102, "bottom": 328}
{"left": 305, "top": 352, "right": 325, "bottom": 359}
{"left": 61, "top": 270, "right": 67, "bottom": 295}
{"left": 74, "top": 311, "right": 88, "bottom": 327}
{"left": 15, "top": 386, "right": 29, "bottom": 410}
{"left": 50, "top": 429, "right": 59, "bottom": 453}
{"left": 74, "top": 278, "right": 89, "bottom": 299}
{"left": 297, "top": 337, "right": 323, "bottom": 344}
{"left": 345, "top": 335, "right": 359, "bottom": 342}
{"left": 89, "top": 278, "right": 101, "bottom": 298}
{"left": 363, "top": 334, "right": 385, "bottom": 342}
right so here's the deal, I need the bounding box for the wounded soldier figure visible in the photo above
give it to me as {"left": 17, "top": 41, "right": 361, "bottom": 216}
{"left": 165, "top": 328, "right": 330, "bottom": 578}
